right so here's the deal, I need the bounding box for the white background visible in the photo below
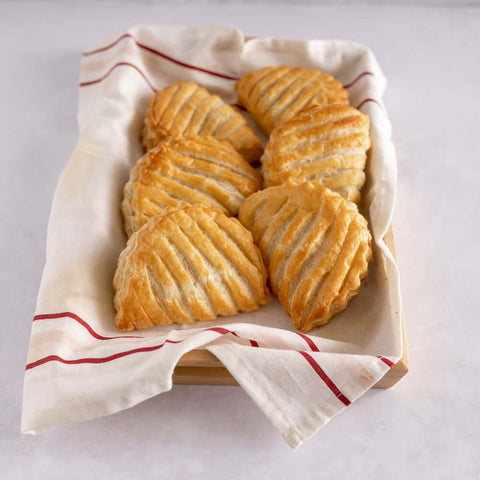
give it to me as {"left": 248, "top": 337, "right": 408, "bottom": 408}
{"left": 1, "top": 1, "right": 479, "bottom": 478}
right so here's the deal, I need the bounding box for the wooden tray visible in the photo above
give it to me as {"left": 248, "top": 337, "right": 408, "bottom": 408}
{"left": 173, "top": 227, "right": 409, "bottom": 389}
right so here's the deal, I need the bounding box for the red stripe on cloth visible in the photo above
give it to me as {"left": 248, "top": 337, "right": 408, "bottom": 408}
{"left": 25, "top": 340, "right": 183, "bottom": 371}
{"left": 377, "top": 356, "right": 395, "bottom": 367}
{"left": 82, "top": 33, "right": 238, "bottom": 81}
{"left": 79, "top": 62, "right": 157, "bottom": 92}
{"left": 343, "top": 71, "right": 376, "bottom": 89}
{"left": 33, "top": 312, "right": 261, "bottom": 346}
{"left": 206, "top": 326, "right": 239, "bottom": 336}
{"left": 205, "top": 327, "right": 260, "bottom": 347}
{"left": 33, "top": 312, "right": 144, "bottom": 340}
{"left": 296, "top": 333, "right": 320, "bottom": 352}
{"left": 299, "top": 351, "right": 351, "bottom": 406}
{"left": 26, "top": 319, "right": 262, "bottom": 371}
{"left": 356, "top": 97, "right": 386, "bottom": 114}
{"left": 82, "top": 33, "right": 133, "bottom": 56}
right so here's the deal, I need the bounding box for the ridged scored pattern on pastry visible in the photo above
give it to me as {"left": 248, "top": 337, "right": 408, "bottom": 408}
{"left": 238, "top": 182, "right": 372, "bottom": 332}
{"left": 122, "top": 135, "right": 262, "bottom": 237}
{"left": 142, "top": 81, "right": 263, "bottom": 163}
{"left": 261, "top": 104, "right": 370, "bottom": 203}
{"left": 235, "top": 66, "right": 349, "bottom": 135}
{"left": 113, "top": 205, "right": 271, "bottom": 331}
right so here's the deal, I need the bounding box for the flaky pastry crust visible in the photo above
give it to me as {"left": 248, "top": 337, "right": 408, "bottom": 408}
{"left": 261, "top": 104, "right": 370, "bottom": 203}
{"left": 238, "top": 182, "right": 372, "bottom": 332}
{"left": 142, "top": 81, "right": 263, "bottom": 163}
{"left": 235, "top": 66, "right": 349, "bottom": 135}
{"left": 113, "top": 205, "right": 271, "bottom": 331}
{"left": 122, "top": 135, "right": 262, "bottom": 237}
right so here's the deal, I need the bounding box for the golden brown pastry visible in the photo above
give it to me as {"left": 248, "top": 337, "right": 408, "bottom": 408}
{"left": 113, "top": 205, "right": 271, "bottom": 331}
{"left": 235, "top": 66, "right": 349, "bottom": 135}
{"left": 122, "top": 135, "right": 261, "bottom": 237}
{"left": 261, "top": 104, "right": 370, "bottom": 203}
{"left": 142, "top": 81, "right": 263, "bottom": 163}
{"left": 238, "top": 182, "right": 372, "bottom": 332}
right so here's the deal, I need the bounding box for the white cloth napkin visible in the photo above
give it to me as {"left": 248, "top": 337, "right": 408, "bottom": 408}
{"left": 21, "top": 25, "right": 402, "bottom": 448}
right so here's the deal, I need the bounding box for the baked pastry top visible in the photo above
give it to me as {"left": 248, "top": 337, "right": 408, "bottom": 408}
{"left": 113, "top": 205, "right": 271, "bottom": 331}
{"left": 142, "top": 81, "right": 263, "bottom": 164}
{"left": 122, "top": 135, "right": 262, "bottom": 237}
{"left": 261, "top": 104, "right": 370, "bottom": 203}
{"left": 238, "top": 181, "right": 372, "bottom": 332}
{"left": 235, "top": 66, "right": 349, "bottom": 135}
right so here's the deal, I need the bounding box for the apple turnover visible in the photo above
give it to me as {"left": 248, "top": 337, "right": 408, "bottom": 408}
{"left": 122, "top": 135, "right": 261, "bottom": 237}
{"left": 261, "top": 104, "right": 370, "bottom": 203}
{"left": 142, "top": 81, "right": 263, "bottom": 163}
{"left": 113, "top": 205, "right": 271, "bottom": 331}
{"left": 235, "top": 66, "right": 349, "bottom": 135}
{"left": 238, "top": 182, "right": 372, "bottom": 332}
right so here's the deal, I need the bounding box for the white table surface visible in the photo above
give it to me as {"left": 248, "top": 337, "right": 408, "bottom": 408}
{"left": 1, "top": 1, "right": 479, "bottom": 478}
